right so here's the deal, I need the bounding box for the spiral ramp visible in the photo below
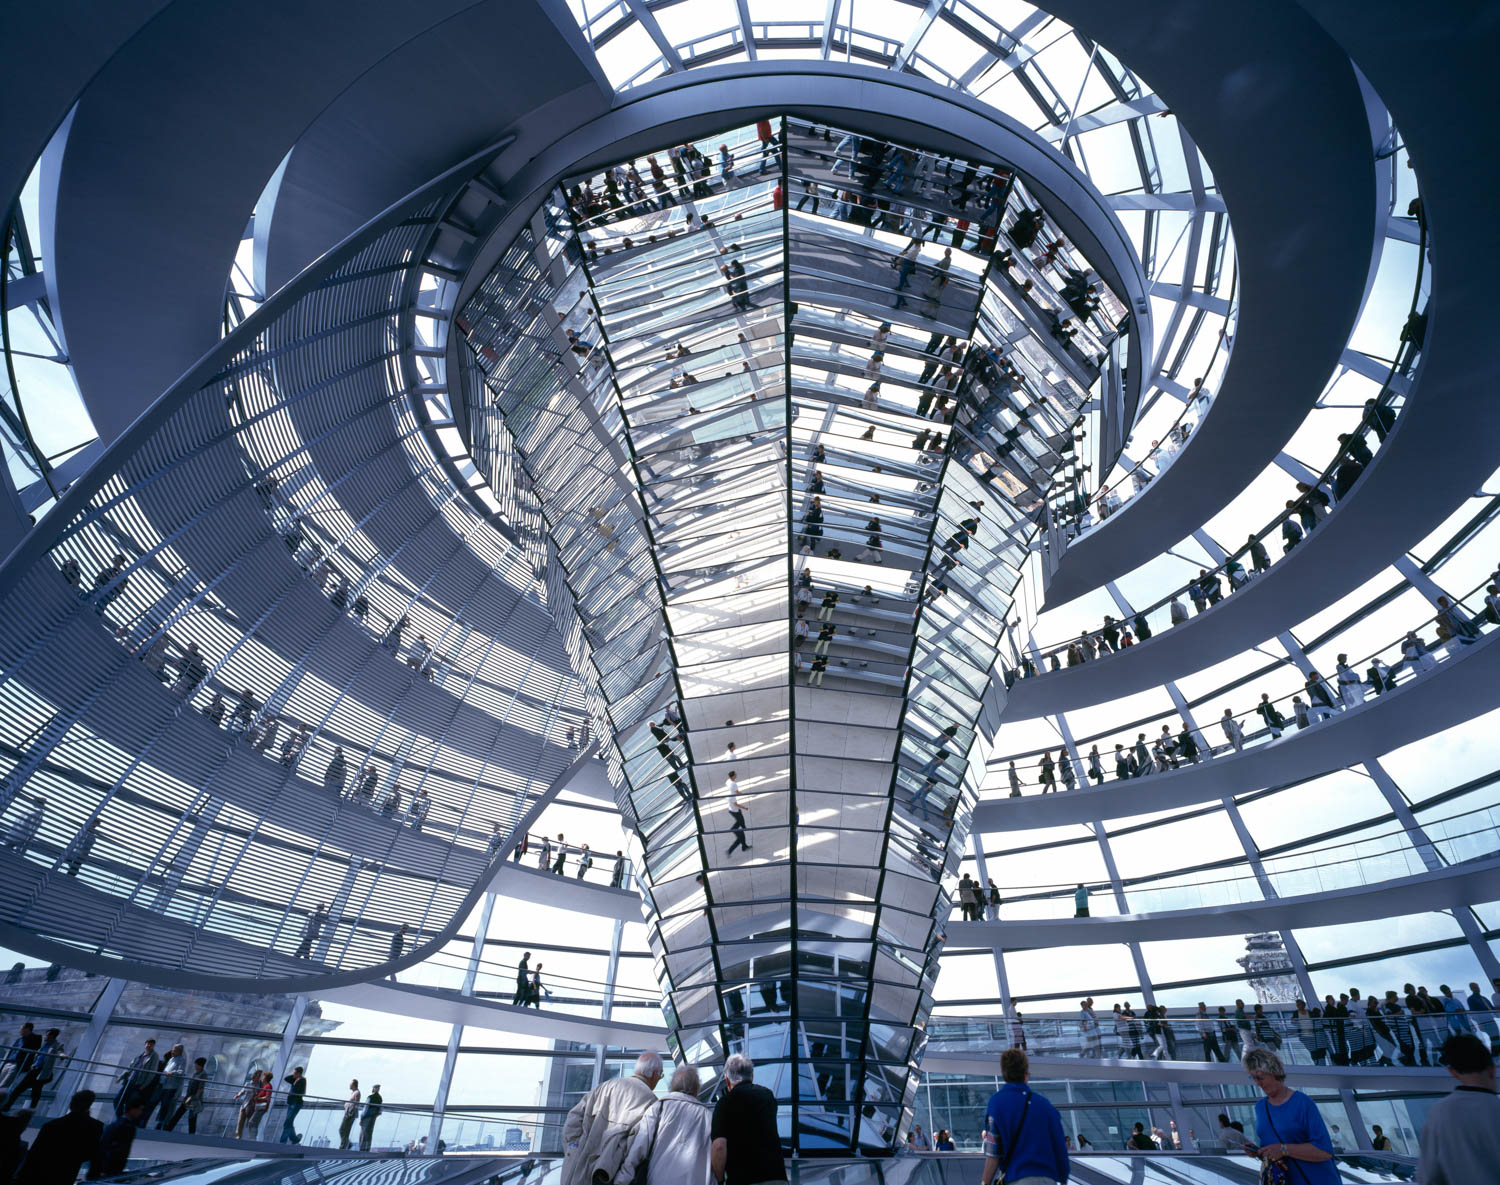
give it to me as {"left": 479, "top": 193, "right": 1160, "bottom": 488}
{"left": 0, "top": 0, "right": 1495, "bottom": 1162}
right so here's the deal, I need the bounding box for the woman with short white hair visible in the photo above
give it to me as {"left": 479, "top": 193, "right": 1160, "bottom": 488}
{"left": 1241, "top": 1047, "right": 1342, "bottom": 1182}
{"left": 614, "top": 1064, "right": 713, "bottom": 1185}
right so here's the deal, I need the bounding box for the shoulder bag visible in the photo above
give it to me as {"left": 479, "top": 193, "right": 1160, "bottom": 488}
{"left": 987, "top": 1090, "right": 1032, "bottom": 1185}
{"left": 628, "top": 1098, "right": 666, "bottom": 1185}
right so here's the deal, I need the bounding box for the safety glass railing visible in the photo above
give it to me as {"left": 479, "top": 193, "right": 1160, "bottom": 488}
{"left": 989, "top": 571, "right": 1498, "bottom": 793}
{"left": 951, "top": 801, "right": 1500, "bottom": 921}
{"left": 928, "top": 1003, "right": 1497, "bottom": 1069}
{"left": 3, "top": 1052, "right": 550, "bottom": 1153}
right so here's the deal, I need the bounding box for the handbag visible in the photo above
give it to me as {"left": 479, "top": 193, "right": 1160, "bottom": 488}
{"left": 1259, "top": 1159, "right": 1291, "bottom": 1185}
{"left": 627, "top": 1098, "right": 665, "bottom": 1185}
{"left": 985, "top": 1090, "right": 1032, "bottom": 1185}
{"left": 1257, "top": 1098, "right": 1314, "bottom": 1185}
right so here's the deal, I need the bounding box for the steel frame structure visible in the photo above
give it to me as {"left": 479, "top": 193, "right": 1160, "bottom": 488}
{"left": 0, "top": 0, "right": 1496, "bottom": 1168}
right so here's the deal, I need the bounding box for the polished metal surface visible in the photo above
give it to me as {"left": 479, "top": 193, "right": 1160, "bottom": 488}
{"left": 455, "top": 113, "right": 1136, "bottom": 1151}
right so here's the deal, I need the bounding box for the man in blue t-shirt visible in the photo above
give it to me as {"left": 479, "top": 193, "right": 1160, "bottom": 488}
{"left": 982, "top": 1048, "right": 1069, "bottom": 1184}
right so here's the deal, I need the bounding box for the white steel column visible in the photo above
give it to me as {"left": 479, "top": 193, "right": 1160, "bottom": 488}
{"left": 1166, "top": 1080, "right": 1197, "bottom": 1152}
{"left": 592, "top": 915, "right": 628, "bottom": 1088}
{"left": 1167, "top": 681, "right": 1319, "bottom": 1005}
{"left": 430, "top": 891, "right": 498, "bottom": 1151}
{"left": 257, "top": 994, "right": 310, "bottom": 1141}
{"left": 1393, "top": 555, "right": 1468, "bottom": 615}
{"left": 1364, "top": 759, "right": 1500, "bottom": 984}
{"left": 1341, "top": 1087, "right": 1372, "bottom": 1150}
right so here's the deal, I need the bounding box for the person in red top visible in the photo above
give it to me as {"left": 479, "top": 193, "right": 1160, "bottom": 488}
{"left": 234, "top": 1070, "right": 272, "bottom": 1138}
{"left": 772, "top": 184, "right": 784, "bottom": 211}
{"left": 757, "top": 119, "right": 777, "bottom": 174}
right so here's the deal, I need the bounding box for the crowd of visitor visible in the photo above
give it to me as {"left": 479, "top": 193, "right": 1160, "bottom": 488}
{"left": 568, "top": 119, "right": 1119, "bottom": 370}
{"left": 0, "top": 1029, "right": 314, "bottom": 1142}
{"left": 926, "top": 1033, "right": 1489, "bottom": 1181}
{"left": 11, "top": 116, "right": 1478, "bottom": 1185}
{"left": 0, "top": 1016, "right": 441, "bottom": 1178}
{"left": 43, "top": 478, "right": 593, "bottom": 879}
{"left": 793, "top": 124, "right": 1119, "bottom": 363}
{"left": 563, "top": 112, "right": 1113, "bottom": 630}
{"left": 982, "top": 985, "right": 1500, "bottom": 1069}
{"left": 1057, "top": 242, "right": 1421, "bottom": 545}
{"left": 997, "top": 578, "right": 1495, "bottom": 796}
{"left": 0, "top": 1023, "right": 341, "bottom": 1162}
{"left": 566, "top": 128, "right": 764, "bottom": 225}
{"left": 2, "top": 1013, "right": 1493, "bottom": 1183}
{"left": 1019, "top": 388, "right": 1413, "bottom": 675}
{"left": 560, "top": 1052, "right": 787, "bottom": 1185}
{"left": 508, "top": 833, "right": 628, "bottom": 889}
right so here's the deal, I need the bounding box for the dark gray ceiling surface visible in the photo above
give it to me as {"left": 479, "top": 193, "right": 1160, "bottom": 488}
{"left": 40, "top": 0, "right": 603, "bottom": 447}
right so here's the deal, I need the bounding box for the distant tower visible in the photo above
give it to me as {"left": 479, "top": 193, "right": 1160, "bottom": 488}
{"left": 1238, "top": 932, "right": 1300, "bottom": 1003}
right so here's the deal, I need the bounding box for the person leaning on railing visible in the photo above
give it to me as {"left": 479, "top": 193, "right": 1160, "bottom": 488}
{"left": 338, "top": 1080, "right": 360, "bottom": 1149}
{"left": 1002, "top": 578, "right": 1497, "bottom": 794}
{"left": 979, "top": 980, "right": 1494, "bottom": 1070}
{"left": 0, "top": 1026, "right": 60, "bottom": 1112}
{"left": 233, "top": 1070, "right": 271, "bottom": 1138}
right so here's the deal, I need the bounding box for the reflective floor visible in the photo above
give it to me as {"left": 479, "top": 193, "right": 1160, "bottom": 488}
{"left": 112, "top": 1151, "right": 1419, "bottom": 1185}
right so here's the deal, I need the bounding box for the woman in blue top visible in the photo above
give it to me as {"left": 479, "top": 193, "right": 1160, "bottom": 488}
{"left": 1243, "top": 1047, "right": 1341, "bottom": 1182}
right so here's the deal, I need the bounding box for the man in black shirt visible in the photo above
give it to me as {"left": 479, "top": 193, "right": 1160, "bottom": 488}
{"left": 710, "top": 1054, "right": 785, "bottom": 1184}
{"left": 16, "top": 1090, "right": 101, "bottom": 1185}
{"left": 513, "top": 952, "right": 530, "bottom": 1006}
{"left": 91, "top": 1101, "right": 145, "bottom": 1178}
{"left": 279, "top": 1067, "right": 307, "bottom": 1143}
{"left": 359, "top": 1085, "right": 383, "bottom": 1151}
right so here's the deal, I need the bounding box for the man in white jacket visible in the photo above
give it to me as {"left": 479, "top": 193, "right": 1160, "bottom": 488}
{"left": 562, "top": 1052, "right": 663, "bottom": 1185}
{"left": 614, "top": 1065, "right": 713, "bottom": 1185}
